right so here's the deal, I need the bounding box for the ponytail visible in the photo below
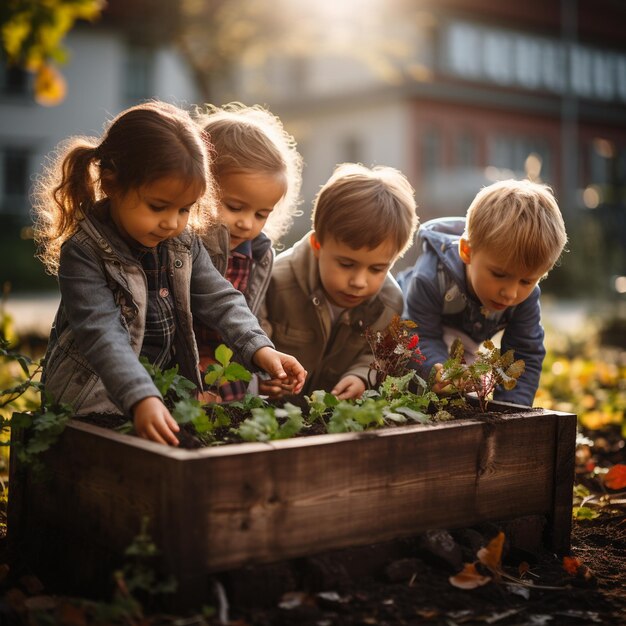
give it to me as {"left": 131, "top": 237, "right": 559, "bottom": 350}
{"left": 33, "top": 138, "right": 100, "bottom": 275}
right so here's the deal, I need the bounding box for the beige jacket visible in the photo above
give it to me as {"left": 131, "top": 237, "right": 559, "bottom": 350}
{"left": 259, "top": 232, "right": 404, "bottom": 395}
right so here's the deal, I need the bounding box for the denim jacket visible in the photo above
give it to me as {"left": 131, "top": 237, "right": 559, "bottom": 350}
{"left": 397, "top": 218, "right": 545, "bottom": 406}
{"left": 42, "top": 211, "right": 273, "bottom": 416}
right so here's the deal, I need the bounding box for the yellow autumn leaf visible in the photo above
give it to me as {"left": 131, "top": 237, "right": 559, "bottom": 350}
{"left": 2, "top": 13, "right": 32, "bottom": 59}
{"left": 34, "top": 63, "right": 67, "bottom": 106}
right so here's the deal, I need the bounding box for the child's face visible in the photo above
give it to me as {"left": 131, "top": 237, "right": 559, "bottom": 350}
{"left": 461, "top": 241, "right": 542, "bottom": 313}
{"left": 217, "top": 170, "right": 287, "bottom": 250}
{"left": 108, "top": 176, "right": 202, "bottom": 248}
{"left": 312, "top": 235, "right": 397, "bottom": 309}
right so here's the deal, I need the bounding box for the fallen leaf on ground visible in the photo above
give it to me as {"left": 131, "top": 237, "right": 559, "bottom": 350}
{"left": 604, "top": 464, "right": 626, "bottom": 489}
{"left": 477, "top": 532, "right": 505, "bottom": 574}
{"left": 449, "top": 563, "right": 492, "bottom": 589}
{"left": 562, "top": 556, "right": 595, "bottom": 581}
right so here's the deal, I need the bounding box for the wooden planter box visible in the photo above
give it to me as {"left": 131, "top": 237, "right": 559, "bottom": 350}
{"left": 9, "top": 403, "right": 576, "bottom": 609}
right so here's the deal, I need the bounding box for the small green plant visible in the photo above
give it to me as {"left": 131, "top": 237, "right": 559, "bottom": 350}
{"left": 140, "top": 345, "right": 258, "bottom": 444}
{"left": 204, "top": 344, "right": 252, "bottom": 391}
{"left": 139, "top": 357, "right": 229, "bottom": 443}
{"left": 114, "top": 516, "right": 177, "bottom": 599}
{"left": 235, "top": 402, "right": 305, "bottom": 442}
{"left": 1, "top": 336, "right": 73, "bottom": 474}
{"left": 304, "top": 371, "right": 440, "bottom": 434}
{"left": 438, "top": 338, "right": 526, "bottom": 412}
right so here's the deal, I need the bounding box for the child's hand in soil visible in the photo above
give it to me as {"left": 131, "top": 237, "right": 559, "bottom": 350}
{"left": 432, "top": 363, "right": 476, "bottom": 395}
{"left": 332, "top": 375, "right": 366, "bottom": 400}
{"left": 253, "top": 346, "right": 307, "bottom": 395}
{"left": 258, "top": 377, "right": 296, "bottom": 399}
{"left": 132, "top": 396, "right": 180, "bottom": 446}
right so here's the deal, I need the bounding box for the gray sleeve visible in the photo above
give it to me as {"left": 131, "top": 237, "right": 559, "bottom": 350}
{"left": 58, "top": 241, "right": 160, "bottom": 414}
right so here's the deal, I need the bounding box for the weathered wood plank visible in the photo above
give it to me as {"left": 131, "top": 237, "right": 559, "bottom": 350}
{"left": 548, "top": 411, "right": 577, "bottom": 553}
{"left": 194, "top": 413, "right": 557, "bottom": 570}
{"left": 8, "top": 406, "right": 575, "bottom": 609}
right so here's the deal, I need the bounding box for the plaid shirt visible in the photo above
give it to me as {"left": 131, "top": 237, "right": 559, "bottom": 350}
{"left": 133, "top": 243, "right": 175, "bottom": 370}
{"left": 198, "top": 241, "right": 253, "bottom": 402}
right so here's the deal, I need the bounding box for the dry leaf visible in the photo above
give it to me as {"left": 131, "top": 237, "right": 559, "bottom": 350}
{"left": 604, "top": 464, "right": 626, "bottom": 490}
{"left": 449, "top": 563, "right": 492, "bottom": 589}
{"left": 477, "top": 531, "right": 505, "bottom": 574}
{"left": 563, "top": 556, "right": 582, "bottom": 575}
{"left": 562, "top": 556, "right": 594, "bottom": 581}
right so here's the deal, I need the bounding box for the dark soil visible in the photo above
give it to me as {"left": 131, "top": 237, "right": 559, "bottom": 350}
{"left": 76, "top": 396, "right": 532, "bottom": 449}
{"left": 217, "top": 515, "right": 626, "bottom": 626}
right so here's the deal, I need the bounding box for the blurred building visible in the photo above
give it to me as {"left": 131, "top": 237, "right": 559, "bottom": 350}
{"left": 0, "top": 0, "right": 199, "bottom": 290}
{"left": 214, "top": 0, "right": 626, "bottom": 288}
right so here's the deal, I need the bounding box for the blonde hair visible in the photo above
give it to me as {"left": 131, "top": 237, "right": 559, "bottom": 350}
{"left": 194, "top": 102, "right": 303, "bottom": 243}
{"left": 33, "top": 100, "right": 216, "bottom": 275}
{"left": 465, "top": 179, "right": 567, "bottom": 274}
{"left": 312, "top": 163, "right": 419, "bottom": 257}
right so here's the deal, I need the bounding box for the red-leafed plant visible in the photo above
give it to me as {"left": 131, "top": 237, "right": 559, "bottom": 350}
{"left": 365, "top": 315, "right": 425, "bottom": 387}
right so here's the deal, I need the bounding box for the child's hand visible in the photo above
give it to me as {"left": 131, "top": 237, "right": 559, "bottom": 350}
{"left": 258, "top": 377, "right": 296, "bottom": 399}
{"left": 331, "top": 375, "right": 366, "bottom": 400}
{"left": 431, "top": 363, "right": 454, "bottom": 394}
{"left": 253, "top": 347, "right": 307, "bottom": 395}
{"left": 132, "top": 396, "right": 180, "bottom": 446}
{"left": 432, "top": 363, "right": 475, "bottom": 395}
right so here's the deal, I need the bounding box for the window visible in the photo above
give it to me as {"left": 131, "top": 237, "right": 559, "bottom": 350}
{"left": 488, "top": 135, "right": 552, "bottom": 181}
{"left": 455, "top": 133, "right": 476, "bottom": 168}
{"left": 124, "top": 44, "right": 154, "bottom": 102}
{"left": 0, "top": 56, "right": 30, "bottom": 97}
{"left": 421, "top": 129, "right": 442, "bottom": 176}
{"left": 0, "top": 148, "right": 31, "bottom": 216}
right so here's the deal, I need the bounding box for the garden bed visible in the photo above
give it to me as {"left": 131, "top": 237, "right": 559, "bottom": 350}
{"left": 8, "top": 401, "right": 576, "bottom": 611}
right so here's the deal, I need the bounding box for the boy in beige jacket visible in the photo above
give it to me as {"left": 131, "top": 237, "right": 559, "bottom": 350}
{"left": 259, "top": 163, "right": 419, "bottom": 399}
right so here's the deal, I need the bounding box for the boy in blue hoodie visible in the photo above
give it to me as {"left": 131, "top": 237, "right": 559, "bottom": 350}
{"left": 398, "top": 179, "right": 567, "bottom": 406}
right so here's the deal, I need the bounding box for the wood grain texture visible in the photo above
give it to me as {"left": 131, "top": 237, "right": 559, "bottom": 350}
{"left": 8, "top": 407, "right": 575, "bottom": 609}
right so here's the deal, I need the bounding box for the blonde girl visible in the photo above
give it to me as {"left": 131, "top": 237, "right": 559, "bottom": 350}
{"left": 34, "top": 101, "right": 306, "bottom": 446}
{"left": 193, "top": 102, "right": 303, "bottom": 400}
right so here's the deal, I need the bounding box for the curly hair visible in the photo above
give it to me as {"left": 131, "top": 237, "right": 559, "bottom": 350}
{"left": 194, "top": 102, "right": 303, "bottom": 243}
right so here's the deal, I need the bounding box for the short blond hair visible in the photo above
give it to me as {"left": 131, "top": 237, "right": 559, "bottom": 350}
{"left": 312, "top": 163, "right": 419, "bottom": 257}
{"left": 465, "top": 179, "right": 567, "bottom": 274}
{"left": 194, "top": 102, "right": 303, "bottom": 243}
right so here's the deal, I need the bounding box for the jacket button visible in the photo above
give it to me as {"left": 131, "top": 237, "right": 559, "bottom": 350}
{"left": 174, "top": 259, "right": 183, "bottom": 268}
